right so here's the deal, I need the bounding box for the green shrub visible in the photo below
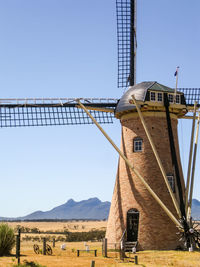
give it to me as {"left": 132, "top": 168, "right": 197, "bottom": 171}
{"left": 30, "top": 227, "right": 40, "bottom": 233}
{"left": 65, "top": 230, "right": 105, "bottom": 242}
{"left": 0, "top": 223, "right": 15, "bottom": 256}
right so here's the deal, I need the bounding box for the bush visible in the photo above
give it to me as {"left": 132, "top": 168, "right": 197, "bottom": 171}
{"left": 65, "top": 230, "right": 105, "bottom": 242}
{"left": 0, "top": 223, "right": 15, "bottom": 256}
{"left": 30, "top": 228, "right": 40, "bottom": 233}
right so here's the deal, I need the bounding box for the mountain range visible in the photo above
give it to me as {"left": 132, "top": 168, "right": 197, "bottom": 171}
{"left": 0, "top": 198, "right": 111, "bottom": 221}
{"left": 190, "top": 199, "right": 200, "bottom": 220}
{"left": 0, "top": 198, "right": 200, "bottom": 221}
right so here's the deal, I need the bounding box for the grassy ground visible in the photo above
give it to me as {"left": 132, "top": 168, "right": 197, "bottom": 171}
{"left": 0, "top": 241, "right": 200, "bottom": 267}
{"left": 0, "top": 221, "right": 200, "bottom": 267}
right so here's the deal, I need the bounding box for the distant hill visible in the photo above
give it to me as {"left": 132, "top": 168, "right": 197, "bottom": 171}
{"left": 0, "top": 198, "right": 111, "bottom": 221}
{"left": 191, "top": 199, "right": 200, "bottom": 220}
{"left": 0, "top": 198, "right": 200, "bottom": 221}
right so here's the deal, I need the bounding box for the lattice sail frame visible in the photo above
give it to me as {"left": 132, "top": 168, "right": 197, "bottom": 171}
{"left": 0, "top": 98, "right": 117, "bottom": 128}
{"left": 116, "top": 0, "right": 136, "bottom": 88}
{"left": 179, "top": 88, "right": 200, "bottom": 107}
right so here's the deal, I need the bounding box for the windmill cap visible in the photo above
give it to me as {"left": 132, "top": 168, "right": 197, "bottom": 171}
{"left": 115, "top": 81, "right": 182, "bottom": 115}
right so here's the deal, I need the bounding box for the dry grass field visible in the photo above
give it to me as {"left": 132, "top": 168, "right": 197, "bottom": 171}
{"left": 7, "top": 221, "right": 107, "bottom": 233}
{"left": 0, "top": 221, "right": 200, "bottom": 267}
{"left": 0, "top": 242, "right": 200, "bottom": 267}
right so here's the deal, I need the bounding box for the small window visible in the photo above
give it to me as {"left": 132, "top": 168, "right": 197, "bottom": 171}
{"left": 157, "top": 92, "right": 163, "bottom": 102}
{"left": 150, "top": 91, "right": 163, "bottom": 102}
{"left": 150, "top": 92, "right": 156, "bottom": 101}
{"left": 167, "top": 175, "right": 175, "bottom": 192}
{"left": 176, "top": 94, "right": 180, "bottom": 104}
{"left": 168, "top": 94, "right": 174, "bottom": 103}
{"left": 133, "top": 138, "right": 143, "bottom": 152}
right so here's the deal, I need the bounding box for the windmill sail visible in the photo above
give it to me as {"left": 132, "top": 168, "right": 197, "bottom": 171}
{"left": 178, "top": 88, "right": 200, "bottom": 107}
{"left": 116, "top": 0, "right": 136, "bottom": 88}
{"left": 0, "top": 98, "right": 117, "bottom": 128}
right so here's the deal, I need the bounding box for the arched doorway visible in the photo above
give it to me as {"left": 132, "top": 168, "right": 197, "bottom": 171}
{"left": 127, "top": 209, "right": 139, "bottom": 242}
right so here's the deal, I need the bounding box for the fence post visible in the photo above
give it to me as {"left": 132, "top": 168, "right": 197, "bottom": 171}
{"left": 104, "top": 238, "right": 107, "bottom": 257}
{"left": 90, "top": 260, "right": 95, "bottom": 267}
{"left": 43, "top": 238, "right": 46, "bottom": 255}
{"left": 119, "top": 246, "right": 125, "bottom": 261}
{"left": 16, "top": 229, "right": 21, "bottom": 265}
{"left": 52, "top": 238, "right": 55, "bottom": 248}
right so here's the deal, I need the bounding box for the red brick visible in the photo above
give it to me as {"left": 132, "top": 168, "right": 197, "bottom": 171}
{"left": 106, "top": 113, "right": 184, "bottom": 250}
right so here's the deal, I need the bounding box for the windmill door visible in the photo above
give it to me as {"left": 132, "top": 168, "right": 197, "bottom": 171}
{"left": 127, "top": 209, "right": 139, "bottom": 242}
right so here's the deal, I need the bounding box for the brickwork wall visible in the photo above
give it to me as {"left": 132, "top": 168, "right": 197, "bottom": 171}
{"left": 106, "top": 112, "right": 185, "bottom": 250}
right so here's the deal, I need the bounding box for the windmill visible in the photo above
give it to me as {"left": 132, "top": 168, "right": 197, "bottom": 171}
{"left": 1, "top": 0, "right": 200, "bottom": 251}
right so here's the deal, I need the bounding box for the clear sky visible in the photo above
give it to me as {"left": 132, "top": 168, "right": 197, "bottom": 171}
{"left": 0, "top": 0, "right": 199, "bottom": 217}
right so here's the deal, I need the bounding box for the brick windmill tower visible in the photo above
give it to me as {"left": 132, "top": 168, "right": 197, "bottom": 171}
{"left": 106, "top": 81, "right": 188, "bottom": 250}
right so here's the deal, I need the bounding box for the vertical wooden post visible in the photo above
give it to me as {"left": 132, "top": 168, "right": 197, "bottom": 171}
{"left": 16, "top": 229, "right": 21, "bottom": 265}
{"left": 43, "top": 238, "right": 46, "bottom": 255}
{"left": 135, "top": 255, "right": 138, "bottom": 265}
{"left": 104, "top": 238, "right": 107, "bottom": 257}
{"left": 52, "top": 238, "right": 55, "bottom": 248}
{"left": 115, "top": 243, "right": 117, "bottom": 258}
{"left": 120, "top": 247, "right": 124, "bottom": 261}
{"left": 90, "top": 261, "right": 95, "bottom": 267}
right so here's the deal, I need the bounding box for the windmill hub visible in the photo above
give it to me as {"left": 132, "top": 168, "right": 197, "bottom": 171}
{"left": 189, "top": 228, "right": 194, "bottom": 234}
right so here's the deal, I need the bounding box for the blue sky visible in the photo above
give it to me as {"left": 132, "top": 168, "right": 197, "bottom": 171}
{"left": 0, "top": 0, "right": 199, "bottom": 217}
